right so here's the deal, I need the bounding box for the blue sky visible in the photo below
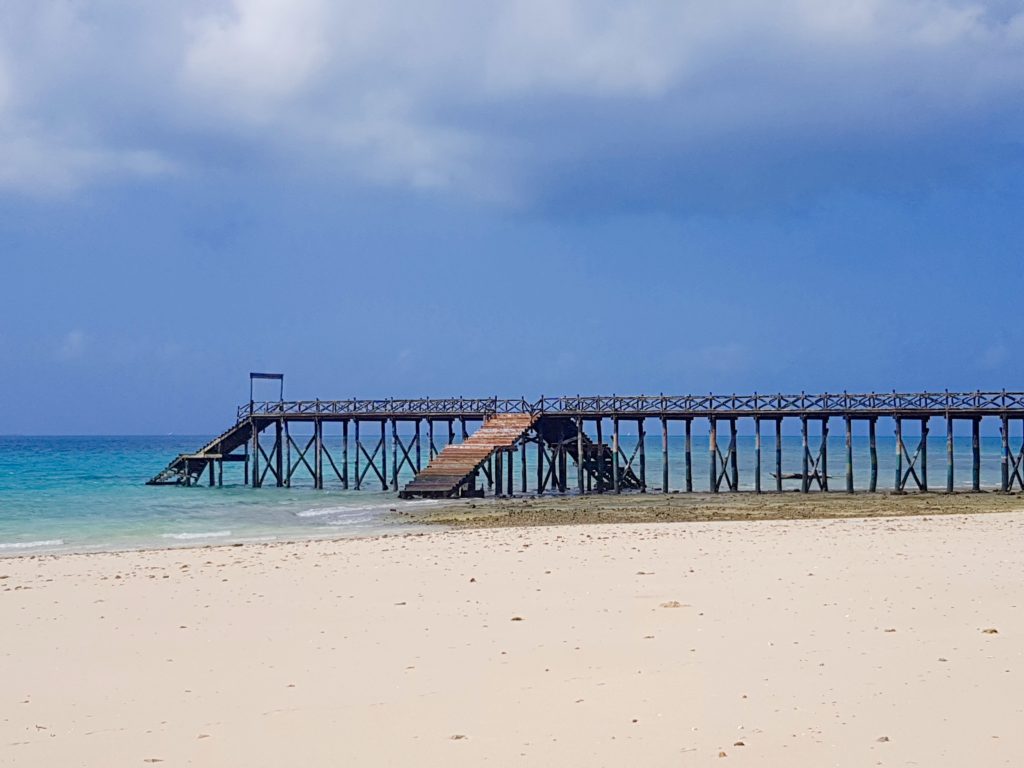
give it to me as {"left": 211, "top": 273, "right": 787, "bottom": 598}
{"left": 1, "top": 1, "right": 1023, "bottom": 434}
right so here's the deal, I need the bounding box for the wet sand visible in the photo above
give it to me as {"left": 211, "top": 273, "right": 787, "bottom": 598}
{"left": 2, "top": 504, "right": 1023, "bottom": 766}
{"left": 418, "top": 489, "right": 1024, "bottom": 528}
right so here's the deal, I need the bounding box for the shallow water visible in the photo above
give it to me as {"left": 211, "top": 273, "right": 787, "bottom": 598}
{"left": 0, "top": 431, "right": 1013, "bottom": 556}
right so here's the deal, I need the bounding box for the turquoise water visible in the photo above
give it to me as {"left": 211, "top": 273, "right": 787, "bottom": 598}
{"left": 0, "top": 432, "right": 1014, "bottom": 556}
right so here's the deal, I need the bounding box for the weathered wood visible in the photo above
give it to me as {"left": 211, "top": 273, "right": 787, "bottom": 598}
{"left": 920, "top": 418, "right": 928, "bottom": 492}
{"left": 577, "top": 417, "right": 585, "bottom": 493}
{"left": 775, "top": 418, "right": 783, "bottom": 492}
{"left": 354, "top": 420, "right": 361, "bottom": 490}
{"left": 754, "top": 417, "right": 761, "bottom": 494}
{"left": 820, "top": 417, "right": 829, "bottom": 492}
{"left": 275, "top": 419, "right": 284, "bottom": 488}
{"left": 972, "top": 417, "right": 981, "bottom": 491}
{"left": 661, "top": 417, "right": 669, "bottom": 493}
{"left": 638, "top": 419, "right": 647, "bottom": 492}
{"left": 685, "top": 418, "right": 693, "bottom": 492}
{"left": 495, "top": 447, "right": 503, "bottom": 497}
{"left": 729, "top": 418, "right": 739, "bottom": 491}
{"left": 613, "top": 418, "right": 621, "bottom": 494}
{"left": 869, "top": 418, "right": 878, "bottom": 492}
{"left": 252, "top": 426, "right": 260, "bottom": 488}
{"left": 596, "top": 419, "right": 605, "bottom": 493}
{"left": 946, "top": 415, "right": 954, "bottom": 493}
{"left": 894, "top": 416, "right": 903, "bottom": 493}
{"left": 709, "top": 417, "right": 718, "bottom": 494}
{"left": 342, "top": 420, "right": 349, "bottom": 490}
{"left": 380, "top": 420, "right": 388, "bottom": 491}
{"left": 845, "top": 416, "right": 853, "bottom": 493}
{"left": 1001, "top": 414, "right": 1009, "bottom": 492}
{"left": 801, "top": 417, "right": 809, "bottom": 493}
{"left": 314, "top": 418, "right": 323, "bottom": 490}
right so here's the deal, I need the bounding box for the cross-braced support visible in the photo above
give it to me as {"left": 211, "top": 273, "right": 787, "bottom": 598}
{"left": 391, "top": 419, "right": 421, "bottom": 491}
{"left": 354, "top": 420, "right": 387, "bottom": 491}
{"left": 1000, "top": 416, "right": 1024, "bottom": 492}
{"left": 894, "top": 416, "right": 928, "bottom": 492}
{"left": 251, "top": 420, "right": 283, "bottom": 488}
{"left": 709, "top": 417, "right": 738, "bottom": 492}
{"left": 800, "top": 416, "right": 828, "bottom": 492}
{"left": 611, "top": 417, "right": 646, "bottom": 493}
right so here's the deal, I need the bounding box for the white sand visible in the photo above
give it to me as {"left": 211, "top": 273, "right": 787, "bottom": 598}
{"left": 2, "top": 512, "right": 1023, "bottom": 766}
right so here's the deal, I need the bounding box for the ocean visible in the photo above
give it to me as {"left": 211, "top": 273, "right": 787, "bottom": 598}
{"left": 0, "top": 432, "right": 1013, "bottom": 556}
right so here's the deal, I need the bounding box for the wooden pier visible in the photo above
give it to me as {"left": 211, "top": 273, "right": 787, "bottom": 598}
{"left": 149, "top": 388, "right": 1024, "bottom": 497}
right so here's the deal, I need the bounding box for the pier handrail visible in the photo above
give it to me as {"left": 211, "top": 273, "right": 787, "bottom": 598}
{"left": 236, "top": 390, "right": 1024, "bottom": 422}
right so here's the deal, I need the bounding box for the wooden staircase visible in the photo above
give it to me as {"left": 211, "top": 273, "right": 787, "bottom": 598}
{"left": 147, "top": 420, "right": 256, "bottom": 485}
{"left": 399, "top": 413, "right": 538, "bottom": 498}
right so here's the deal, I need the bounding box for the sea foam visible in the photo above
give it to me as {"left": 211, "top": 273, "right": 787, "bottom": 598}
{"left": 161, "top": 530, "right": 232, "bottom": 541}
{"left": 0, "top": 539, "right": 64, "bottom": 550}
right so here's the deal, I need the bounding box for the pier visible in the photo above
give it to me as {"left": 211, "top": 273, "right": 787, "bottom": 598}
{"left": 148, "top": 380, "right": 1024, "bottom": 497}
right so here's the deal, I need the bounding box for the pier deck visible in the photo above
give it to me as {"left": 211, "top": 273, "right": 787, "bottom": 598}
{"left": 148, "top": 390, "right": 1024, "bottom": 496}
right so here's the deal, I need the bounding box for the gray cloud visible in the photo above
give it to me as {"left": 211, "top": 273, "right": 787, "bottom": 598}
{"left": 0, "top": 1, "right": 1022, "bottom": 205}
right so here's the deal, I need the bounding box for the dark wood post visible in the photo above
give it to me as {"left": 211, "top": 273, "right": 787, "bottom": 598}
{"left": 507, "top": 447, "right": 514, "bottom": 497}
{"left": 354, "top": 420, "right": 361, "bottom": 490}
{"left": 800, "top": 416, "right": 809, "bottom": 493}
{"left": 869, "top": 418, "right": 878, "bottom": 492}
{"left": 208, "top": 460, "right": 215, "bottom": 487}
{"left": 820, "top": 417, "right": 829, "bottom": 492}
{"left": 558, "top": 420, "right": 567, "bottom": 493}
{"left": 946, "top": 415, "right": 954, "bottom": 493}
{"left": 415, "top": 420, "right": 421, "bottom": 472}
{"left": 754, "top": 417, "right": 762, "bottom": 493}
{"left": 275, "top": 419, "right": 284, "bottom": 488}
{"left": 895, "top": 416, "right": 903, "bottom": 492}
{"left": 314, "top": 418, "right": 323, "bottom": 489}
{"left": 391, "top": 419, "right": 399, "bottom": 491}
{"left": 218, "top": 459, "right": 223, "bottom": 487}
{"left": 920, "top": 418, "right": 929, "bottom": 492}
{"left": 613, "top": 417, "right": 621, "bottom": 494}
{"left": 1001, "top": 415, "right": 1010, "bottom": 492}
{"left": 577, "top": 417, "right": 585, "bottom": 494}
{"left": 972, "top": 417, "right": 981, "bottom": 491}
{"left": 775, "top": 418, "right": 783, "bottom": 492}
{"left": 729, "top": 418, "right": 739, "bottom": 491}
{"left": 537, "top": 429, "right": 545, "bottom": 494}
{"left": 845, "top": 416, "right": 853, "bottom": 493}
{"left": 596, "top": 419, "right": 605, "bottom": 493}
{"left": 380, "top": 420, "right": 388, "bottom": 491}
{"left": 244, "top": 438, "right": 250, "bottom": 487}
{"left": 428, "top": 419, "right": 435, "bottom": 459}
{"left": 685, "top": 419, "right": 693, "bottom": 492}
{"left": 342, "top": 420, "right": 349, "bottom": 490}
{"left": 283, "top": 419, "right": 291, "bottom": 488}
{"left": 252, "top": 425, "right": 260, "bottom": 488}
{"left": 638, "top": 419, "right": 647, "bottom": 492}
{"left": 521, "top": 437, "right": 527, "bottom": 494}
{"left": 495, "top": 448, "right": 503, "bottom": 497}
{"left": 709, "top": 417, "right": 718, "bottom": 493}
{"left": 661, "top": 417, "right": 669, "bottom": 493}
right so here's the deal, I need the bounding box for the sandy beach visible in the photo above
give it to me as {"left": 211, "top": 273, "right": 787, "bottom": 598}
{"left": 3, "top": 507, "right": 1023, "bottom": 766}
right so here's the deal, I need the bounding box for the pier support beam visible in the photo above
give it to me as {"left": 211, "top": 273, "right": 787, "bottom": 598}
{"left": 754, "top": 417, "right": 762, "bottom": 493}
{"left": 946, "top": 415, "right": 954, "bottom": 493}
{"left": 845, "top": 416, "right": 853, "bottom": 493}
{"left": 869, "top": 418, "right": 878, "bottom": 492}
{"left": 775, "top": 419, "right": 783, "bottom": 492}
{"left": 972, "top": 417, "right": 981, "bottom": 491}
{"left": 684, "top": 419, "right": 693, "bottom": 492}
{"left": 577, "top": 417, "right": 585, "bottom": 494}
{"left": 661, "top": 417, "right": 669, "bottom": 493}
{"left": 613, "top": 418, "right": 621, "bottom": 494}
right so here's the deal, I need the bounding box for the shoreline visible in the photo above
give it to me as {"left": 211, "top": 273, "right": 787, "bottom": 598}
{"left": 4, "top": 490, "right": 1023, "bottom": 560}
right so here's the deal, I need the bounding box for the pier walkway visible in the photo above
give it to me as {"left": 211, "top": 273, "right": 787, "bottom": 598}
{"left": 149, "top": 390, "right": 1024, "bottom": 496}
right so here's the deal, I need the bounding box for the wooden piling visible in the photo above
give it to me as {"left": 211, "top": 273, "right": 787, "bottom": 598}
{"left": 729, "top": 419, "right": 738, "bottom": 491}
{"left": 354, "top": 420, "right": 361, "bottom": 490}
{"left": 684, "top": 419, "right": 693, "bottom": 492}
{"left": 613, "top": 418, "right": 621, "bottom": 494}
{"left": 596, "top": 419, "right": 605, "bottom": 493}
{"left": 920, "top": 418, "right": 928, "bottom": 492}
{"left": 391, "top": 419, "right": 399, "bottom": 491}
{"left": 754, "top": 417, "right": 762, "bottom": 493}
{"left": 895, "top": 416, "right": 903, "bottom": 492}
{"left": 507, "top": 447, "right": 514, "bottom": 497}
{"left": 415, "top": 420, "right": 421, "bottom": 472}
{"left": 800, "top": 417, "right": 809, "bottom": 493}
{"left": 380, "top": 420, "right": 388, "bottom": 492}
{"left": 252, "top": 426, "right": 260, "bottom": 488}
{"left": 314, "top": 418, "right": 323, "bottom": 489}
{"left": 536, "top": 430, "right": 545, "bottom": 494}
{"left": 1001, "top": 414, "right": 1009, "bottom": 492}
{"left": 972, "top": 417, "right": 981, "bottom": 491}
{"left": 946, "top": 415, "right": 954, "bottom": 493}
{"left": 275, "top": 419, "right": 284, "bottom": 488}
{"left": 869, "top": 418, "right": 878, "bottom": 492}
{"left": 775, "top": 418, "right": 782, "bottom": 492}
{"left": 820, "top": 417, "right": 829, "bottom": 492}
{"left": 577, "top": 417, "right": 585, "bottom": 494}
{"left": 709, "top": 417, "right": 718, "bottom": 493}
{"left": 638, "top": 419, "right": 647, "bottom": 492}
{"left": 342, "top": 420, "right": 349, "bottom": 490}
{"left": 845, "top": 416, "right": 853, "bottom": 493}
{"left": 661, "top": 417, "right": 669, "bottom": 493}
{"left": 495, "top": 449, "right": 503, "bottom": 497}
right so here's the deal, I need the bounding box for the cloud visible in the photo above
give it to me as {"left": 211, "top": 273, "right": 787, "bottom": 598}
{"left": 0, "top": 1, "right": 1021, "bottom": 205}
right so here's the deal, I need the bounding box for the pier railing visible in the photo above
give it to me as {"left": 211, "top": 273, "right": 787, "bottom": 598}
{"left": 238, "top": 390, "right": 1024, "bottom": 422}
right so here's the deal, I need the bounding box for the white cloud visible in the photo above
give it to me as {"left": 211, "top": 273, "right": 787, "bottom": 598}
{"left": 0, "top": 1, "right": 1021, "bottom": 202}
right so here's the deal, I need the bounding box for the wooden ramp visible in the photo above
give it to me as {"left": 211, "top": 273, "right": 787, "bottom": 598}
{"left": 399, "top": 413, "right": 538, "bottom": 499}
{"left": 147, "top": 421, "right": 254, "bottom": 486}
